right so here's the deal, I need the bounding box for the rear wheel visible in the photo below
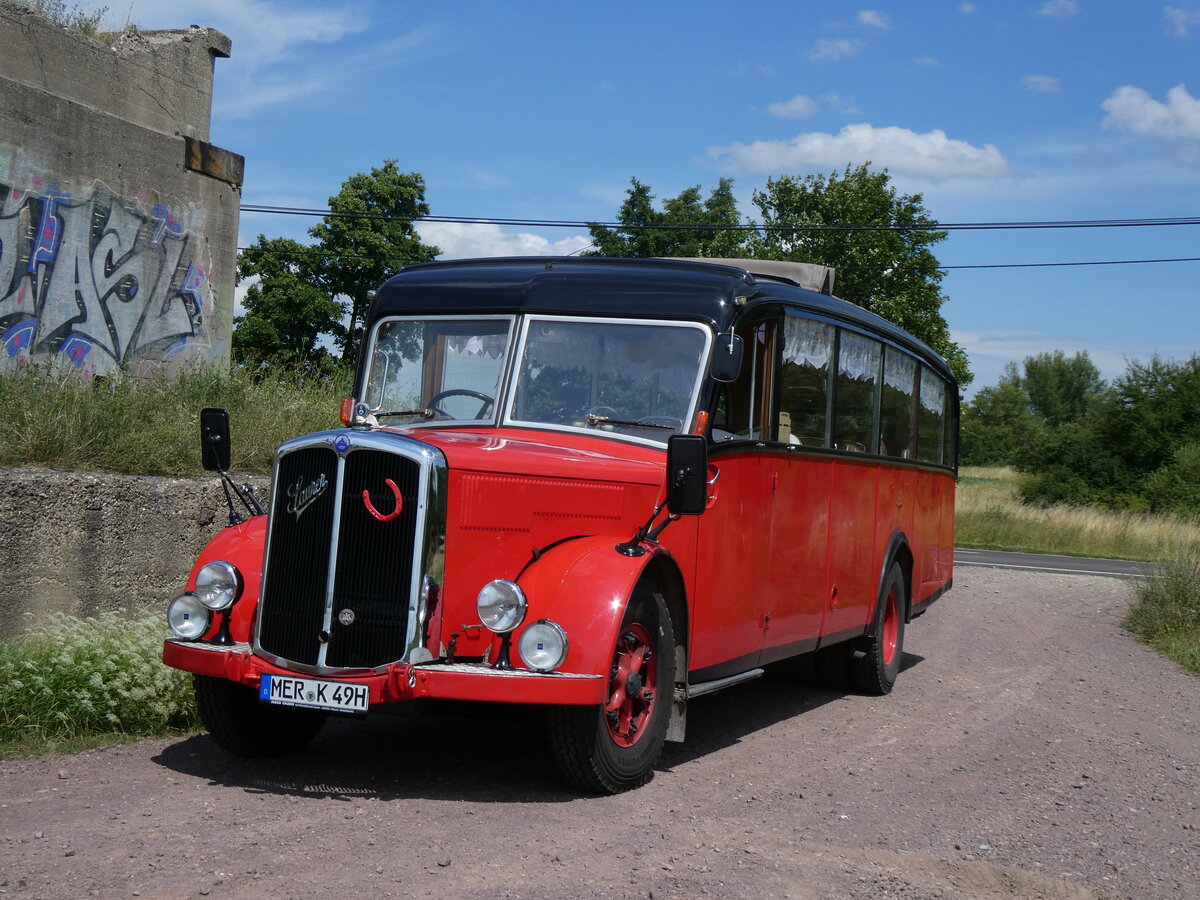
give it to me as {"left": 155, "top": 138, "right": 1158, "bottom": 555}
{"left": 549, "top": 582, "right": 675, "bottom": 793}
{"left": 194, "top": 675, "right": 325, "bottom": 758}
{"left": 849, "top": 562, "right": 906, "bottom": 695}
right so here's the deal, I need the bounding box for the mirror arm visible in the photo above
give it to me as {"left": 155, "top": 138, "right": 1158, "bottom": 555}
{"left": 615, "top": 500, "right": 667, "bottom": 557}
{"left": 217, "top": 470, "right": 245, "bottom": 527}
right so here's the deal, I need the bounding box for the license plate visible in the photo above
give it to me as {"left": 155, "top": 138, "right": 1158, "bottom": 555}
{"left": 259, "top": 674, "right": 369, "bottom": 714}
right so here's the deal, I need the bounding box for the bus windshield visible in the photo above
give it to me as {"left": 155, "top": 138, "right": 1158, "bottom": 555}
{"left": 364, "top": 317, "right": 514, "bottom": 423}
{"left": 507, "top": 317, "right": 709, "bottom": 443}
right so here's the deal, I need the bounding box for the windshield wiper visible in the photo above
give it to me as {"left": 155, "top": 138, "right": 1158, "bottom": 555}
{"left": 586, "top": 414, "right": 674, "bottom": 430}
{"left": 377, "top": 408, "right": 435, "bottom": 419}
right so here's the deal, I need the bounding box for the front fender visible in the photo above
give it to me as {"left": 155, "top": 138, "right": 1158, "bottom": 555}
{"left": 515, "top": 536, "right": 672, "bottom": 679}
{"left": 185, "top": 516, "right": 267, "bottom": 642}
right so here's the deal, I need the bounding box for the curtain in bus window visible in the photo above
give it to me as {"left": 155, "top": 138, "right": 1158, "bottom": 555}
{"left": 880, "top": 347, "right": 917, "bottom": 458}
{"left": 833, "top": 331, "right": 881, "bottom": 453}
{"left": 916, "top": 367, "right": 946, "bottom": 464}
{"left": 780, "top": 316, "right": 833, "bottom": 446}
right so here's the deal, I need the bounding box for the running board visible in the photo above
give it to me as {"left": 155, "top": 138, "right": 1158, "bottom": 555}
{"left": 687, "top": 668, "right": 764, "bottom": 698}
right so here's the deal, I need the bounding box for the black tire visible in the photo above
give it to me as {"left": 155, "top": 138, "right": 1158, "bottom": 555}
{"left": 194, "top": 675, "right": 325, "bottom": 758}
{"left": 849, "top": 562, "right": 906, "bottom": 695}
{"left": 548, "top": 582, "right": 675, "bottom": 794}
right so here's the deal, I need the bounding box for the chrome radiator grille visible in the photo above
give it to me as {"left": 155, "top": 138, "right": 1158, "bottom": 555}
{"left": 255, "top": 434, "right": 442, "bottom": 671}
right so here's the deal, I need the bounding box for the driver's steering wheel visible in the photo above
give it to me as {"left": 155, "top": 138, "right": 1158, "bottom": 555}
{"left": 427, "top": 389, "right": 495, "bottom": 419}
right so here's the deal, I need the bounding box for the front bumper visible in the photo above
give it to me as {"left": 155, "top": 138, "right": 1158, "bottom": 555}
{"left": 163, "top": 639, "right": 606, "bottom": 706}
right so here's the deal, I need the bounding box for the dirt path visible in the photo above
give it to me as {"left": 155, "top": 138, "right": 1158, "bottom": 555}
{"left": 2, "top": 568, "right": 1197, "bottom": 899}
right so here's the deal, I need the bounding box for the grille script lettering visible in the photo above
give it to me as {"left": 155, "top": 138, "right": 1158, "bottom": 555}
{"left": 286, "top": 473, "right": 328, "bottom": 521}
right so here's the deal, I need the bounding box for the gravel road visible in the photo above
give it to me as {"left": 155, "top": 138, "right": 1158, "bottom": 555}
{"left": 1, "top": 567, "right": 1196, "bottom": 899}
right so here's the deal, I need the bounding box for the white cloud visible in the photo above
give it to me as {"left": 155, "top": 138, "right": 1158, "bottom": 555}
{"left": 807, "top": 38, "right": 864, "bottom": 61}
{"left": 822, "top": 92, "right": 861, "bottom": 114}
{"left": 1022, "top": 74, "right": 1062, "bottom": 93}
{"left": 960, "top": 2, "right": 977, "bottom": 13}
{"left": 767, "top": 95, "right": 818, "bottom": 119}
{"left": 857, "top": 9, "right": 890, "bottom": 29}
{"left": 1102, "top": 83, "right": 1200, "bottom": 142}
{"left": 1164, "top": 5, "right": 1200, "bottom": 36}
{"left": 1036, "top": 0, "right": 1080, "bottom": 17}
{"left": 709, "top": 123, "right": 1010, "bottom": 181}
{"left": 415, "top": 222, "right": 592, "bottom": 260}
{"left": 128, "top": 1, "right": 438, "bottom": 117}
{"left": 915, "top": 56, "right": 941, "bottom": 67}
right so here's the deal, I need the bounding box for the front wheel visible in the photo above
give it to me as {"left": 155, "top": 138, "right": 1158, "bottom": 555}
{"left": 849, "top": 562, "right": 906, "bottom": 695}
{"left": 194, "top": 675, "right": 325, "bottom": 758}
{"left": 548, "top": 582, "right": 675, "bottom": 793}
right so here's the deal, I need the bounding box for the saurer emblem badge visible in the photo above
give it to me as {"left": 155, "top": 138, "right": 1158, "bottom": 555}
{"left": 286, "top": 473, "right": 328, "bottom": 521}
{"left": 363, "top": 478, "right": 403, "bottom": 523}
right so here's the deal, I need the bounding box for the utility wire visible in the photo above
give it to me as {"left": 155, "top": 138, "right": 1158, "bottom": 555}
{"left": 240, "top": 203, "right": 1200, "bottom": 233}
{"left": 237, "top": 244, "right": 1200, "bottom": 272}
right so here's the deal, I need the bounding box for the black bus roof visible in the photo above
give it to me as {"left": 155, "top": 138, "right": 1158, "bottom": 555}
{"left": 369, "top": 256, "right": 956, "bottom": 384}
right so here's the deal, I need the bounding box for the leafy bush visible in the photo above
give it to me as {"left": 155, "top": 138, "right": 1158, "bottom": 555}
{"left": 0, "top": 611, "right": 198, "bottom": 753}
{"left": 1125, "top": 554, "right": 1200, "bottom": 675}
{"left": 1142, "top": 443, "right": 1200, "bottom": 518}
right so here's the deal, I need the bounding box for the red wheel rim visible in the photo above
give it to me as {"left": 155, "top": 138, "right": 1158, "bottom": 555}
{"left": 881, "top": 587, "right": 899, "bottom": 667}
{"left": 604, "top": 622, "right": 658, "bottom": 748}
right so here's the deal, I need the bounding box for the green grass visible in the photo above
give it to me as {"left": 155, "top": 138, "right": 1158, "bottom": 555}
{"left": 957, "top": 467, "right": 1200, "bottom": 562}
{"left": 0, "top": 611, "right": 200, "bottom": 758}
{"left": 0, "top": 364, "right": 349, "bottom": 475}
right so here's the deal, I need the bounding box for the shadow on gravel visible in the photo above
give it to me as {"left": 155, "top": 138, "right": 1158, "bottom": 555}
{"left": 151, "top": 651, "right": 924, "bottom": 802}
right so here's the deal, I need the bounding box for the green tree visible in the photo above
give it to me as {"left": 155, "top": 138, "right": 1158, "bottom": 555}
{"left": 233, "top": 237, "right": 345, "bottom": 373}
{"left": 1021, "top": 350, "right": 1104, "bottom": 426}
{"left": 750, "top": 164, "right": 970, "bottom": 385}
{"left": 308, "top": 160, "right": 440, "bottom": 363}
{"left": 587, "top": 178, "right": 747, "bottom": 259}
{"left": 959, "top": 363, "right": 1042, "bottom": 465}
{"left": 1093, "top": 355, "right": 1200, "bottom": 478}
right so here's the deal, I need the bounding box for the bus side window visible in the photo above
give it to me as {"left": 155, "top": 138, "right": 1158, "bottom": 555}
{"left": 880, "top": 347, "right": 917, "bottom": 458}
{"left": 780, "top": 315, "right": 833, "bottom": 447}
{"left": 833, "top": 331, "right": 881, "bottom": 453}
{"left": 916, "top": 366, "right": 947, "bottom": 464}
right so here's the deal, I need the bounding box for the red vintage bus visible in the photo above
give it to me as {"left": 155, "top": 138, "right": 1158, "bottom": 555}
{"left": 164, "top": 257, "right": 957, "bottom": 793}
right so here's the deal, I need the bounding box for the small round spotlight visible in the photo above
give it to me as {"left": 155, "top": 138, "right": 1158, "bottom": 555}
{"left": 195, "top": 561, "right": 242, "bottom": 611}
{"left": 167, "top": 593, "right": 210, "bottom": 640}
{"left": 518, "top": 620, "right": 568, "bottom": 673}
{"left": 476, "top": 580, "right": 527, "bottom": 633}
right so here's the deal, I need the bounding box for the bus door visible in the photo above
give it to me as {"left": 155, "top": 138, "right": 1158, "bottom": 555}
{"left": 690, "top": 320, "right": 777, "bottom": 677}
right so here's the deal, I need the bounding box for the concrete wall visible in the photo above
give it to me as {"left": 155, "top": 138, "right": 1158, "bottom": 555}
{"left": 0, "top": 467, "right": 268, "bottom": 639}
{"left": 0, "top": 1, "right": 242, "bottom": 377}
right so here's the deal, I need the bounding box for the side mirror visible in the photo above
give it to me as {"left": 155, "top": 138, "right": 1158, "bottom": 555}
{"left": 666, "top": 434, "right": 708, "bottom": 516}
{"left": 710, "top": 333, "right": 743, "bottom": 382}
{"left": 200, "top": 407, "right": 231, "bottom": 472}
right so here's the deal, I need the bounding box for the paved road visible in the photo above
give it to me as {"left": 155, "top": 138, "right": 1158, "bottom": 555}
{"left": 955, "top": 547, "right": 1152, "bottom": 579}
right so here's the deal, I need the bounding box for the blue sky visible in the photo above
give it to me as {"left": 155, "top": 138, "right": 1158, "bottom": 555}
{"left": 121, "top": 0, "right": 1200, "bottom": 393}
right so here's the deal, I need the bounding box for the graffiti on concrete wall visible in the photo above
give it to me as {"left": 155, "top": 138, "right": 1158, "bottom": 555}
{"left": 0, "top": 173, "right": 214, "bottom": 376}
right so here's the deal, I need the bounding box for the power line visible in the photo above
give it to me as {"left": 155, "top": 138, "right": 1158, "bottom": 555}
{"left": 239, "top": 203, "right": 1200, "bottom": 233}
{"left": 237, "top": 244, "right": 1200, "bottom": 272}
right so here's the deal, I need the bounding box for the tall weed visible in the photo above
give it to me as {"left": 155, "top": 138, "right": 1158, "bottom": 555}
{"left": 0, "top": 364, "right": 349, "bottom": 475}
{"left": 0, "top": 611, "right": 198, "bottom": 755}
{"left": 1125, "top": 554, "right": 1200, "bottom": 675}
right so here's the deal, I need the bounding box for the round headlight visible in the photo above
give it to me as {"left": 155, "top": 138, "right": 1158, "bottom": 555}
{"left": 476, "top": 579, "right": 527, "bottom": 633}
{"left": 518, "top": 620, "right": 569, "bottom": 673}
{"left": 195, "top": 561, "right": 242, "bottom": 611}
{"left": 167, "top": 593, "right": 210, "bottom": 640}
